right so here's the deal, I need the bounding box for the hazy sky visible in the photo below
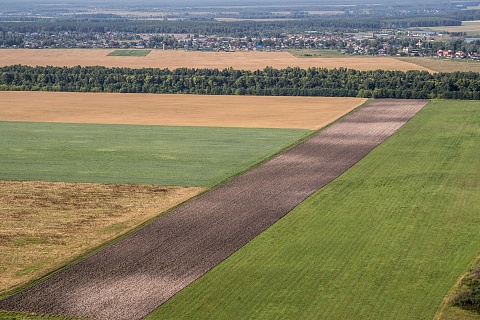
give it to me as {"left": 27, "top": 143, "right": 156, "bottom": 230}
{"left": 11, "top": 0, "right": 378, "bottom": 6}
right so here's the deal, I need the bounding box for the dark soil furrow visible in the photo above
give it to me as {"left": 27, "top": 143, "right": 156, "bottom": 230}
{"left": 0, "top": 99, "right": 429, "bottom": 320}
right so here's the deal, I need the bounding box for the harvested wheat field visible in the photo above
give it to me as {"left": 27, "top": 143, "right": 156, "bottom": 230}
{"left": 0, "top": 99, "right": 429, "bottom": 320}
{"left": 0, "top": 91, "right": 365, "bottom": 130}
{"left": 0, "top": 181, "right": 205, "bottom": 296}
{"left": 0, "top": 49, "right": 432, "bottom": 71}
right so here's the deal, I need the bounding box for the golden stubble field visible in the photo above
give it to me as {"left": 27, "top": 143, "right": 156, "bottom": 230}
{"left": 0, "top": 49, "right": 432, "bottom": 71}
{"left": 0, "top": 91, "right": 366, "bottom": 130}
{"left": 0, "top": 92, "right": 365, "bottom": 295}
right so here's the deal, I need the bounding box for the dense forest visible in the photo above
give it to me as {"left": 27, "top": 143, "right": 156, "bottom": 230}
{"left": 0, "top": 15, "right": 466, "bottom": 36}
{"left": 1, "top": 65, "right": 480, "bottom": 99}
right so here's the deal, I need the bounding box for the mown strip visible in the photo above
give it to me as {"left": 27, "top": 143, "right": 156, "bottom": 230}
{"left": 0, "top": 122, "right": 311, "bottom": 187}
{"left": 149, "top": 100, "right": 480, "bottom": 319}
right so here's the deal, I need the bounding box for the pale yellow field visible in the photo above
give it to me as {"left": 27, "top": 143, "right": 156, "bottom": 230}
{"left": 0, "top": 49, "right": 432, "bottom": 71}
{"left": 398, "top": 57, "right": 480, "bottom": 73}
{"left": 0, "top": 181, "right": 205, "bottom": 295}
{"left": 428, "top": 20, "right": 480, "bottom": 33}
{"left": 0, "top": 91, "right": 367, "bottom": 130}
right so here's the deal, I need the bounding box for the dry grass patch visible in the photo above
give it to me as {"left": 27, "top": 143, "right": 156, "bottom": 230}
{"left": 428, "top": 21, "right": 480, "bottom": 33}
{"left": 0, "top": 180, "right": 205, "bottom": 295}
{"left": 397, "top": 57, "right": 480, "bottom": 73}
{"left": 0, "top": 49, "right": 432, "bottom": 71}
{"left": 0, "top": 92, "right": 365, "bottom": 130}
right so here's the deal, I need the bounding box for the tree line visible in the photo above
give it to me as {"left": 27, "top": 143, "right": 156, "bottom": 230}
{"left": 0, "top": 15, "right": 465, "bottom": 37}
{"left": 1, "top": 65, "right": 480, "bottom": 100}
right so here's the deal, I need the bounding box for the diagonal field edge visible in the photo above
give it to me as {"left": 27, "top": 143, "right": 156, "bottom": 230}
{"left": 0, "top": 99, "right": 429, "bottom": 320}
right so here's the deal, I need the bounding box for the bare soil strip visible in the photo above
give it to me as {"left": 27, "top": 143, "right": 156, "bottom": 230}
{"left": 0, "top": 49, "right": 432, "bottom": 71}
{"left": 0, "top": 91, "right": 365, "bottom": 130}
{"left": 0, "top": 99, "right": 429, "bottom": 320}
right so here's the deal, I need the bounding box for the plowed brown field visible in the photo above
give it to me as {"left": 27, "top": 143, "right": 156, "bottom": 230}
{"left": 0, "top": 91, "right": 365, "bottom": 130}
{"left": 0, "top": 99, "right": 429, "bottom": 320}
{"left": 0, "top": 49, "right": 432, "bottom": 71}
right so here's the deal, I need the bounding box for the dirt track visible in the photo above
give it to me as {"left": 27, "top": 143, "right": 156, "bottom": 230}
{"left": 0, "top": 99, "right": 429, "bottom": 320}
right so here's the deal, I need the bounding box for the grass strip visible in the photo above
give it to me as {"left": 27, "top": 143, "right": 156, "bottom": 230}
{"left": 107, "top": 49, "right": 151, "bottom": 56}
{"left": 148, "top": 100, "right": 480, "bottom": 319}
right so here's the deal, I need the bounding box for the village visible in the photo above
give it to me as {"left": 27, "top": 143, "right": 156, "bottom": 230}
{"left": 2, "top": 28, "right": 480, "bottom": 60}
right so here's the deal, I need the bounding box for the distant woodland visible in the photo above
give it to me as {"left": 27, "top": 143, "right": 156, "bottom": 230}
{"left": 1, "top": 65, "right": 480, "bottom": 99}
{"left": 0, "top": 16, "right": 467, "bottom": 36}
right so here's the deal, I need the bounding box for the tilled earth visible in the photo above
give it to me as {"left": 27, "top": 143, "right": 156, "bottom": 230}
{"left": 0, "top": 99, "right": 429, "bottom": 320}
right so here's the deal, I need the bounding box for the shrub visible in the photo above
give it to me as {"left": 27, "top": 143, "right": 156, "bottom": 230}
{"left": 451, "top": 266, "right": 480, "bottom": 313}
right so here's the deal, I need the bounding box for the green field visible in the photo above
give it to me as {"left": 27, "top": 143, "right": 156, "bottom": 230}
{"left": 288, "top": 49, "right": 346, "bottom": 58}
{"left": 0, "top": 122, "right": 310, "bottom": 187}
{"left": 148, "top": 100, "right": 480, "bottom": 319}
{"left": 107, "top": 49, "right": 151, "bottom": 56}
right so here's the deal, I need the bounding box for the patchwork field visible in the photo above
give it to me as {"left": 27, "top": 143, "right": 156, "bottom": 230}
{"left": 0, "top": 99, "right": 429, "bottom": 320}
{"left": 0, "top": 49, "right": 432, "bottom": 71}
{"left": 3, "top": 97, "right": 477, "bottom": 320}
{"left": 150, "top": 100, "right": 480, "bottom": 320}
{"left": 0, "top": 94, "right": 363, "bottom": 306}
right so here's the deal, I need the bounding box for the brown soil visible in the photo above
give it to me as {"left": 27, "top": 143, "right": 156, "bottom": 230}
{"left": 0, "top": 49, "right": 432, "bottom": 71}
{"left": 0, "top": 99, "right": 429, "bottom": 320}
{"left": 0, "top": 91, "right": 365, "bottom": 130}
{"left": 0, "top": 181, "right": 205, "bottom": 295}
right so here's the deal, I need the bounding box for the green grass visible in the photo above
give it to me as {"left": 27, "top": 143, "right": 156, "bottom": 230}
{"left": 107, "top": 49, "right": 151, "bottom": 56}
{"left": 288, "top": 49, "right": 346, "bottom": 58}
{"left": 0, "top": 122, "right": 310, "bottom": 187}
{"left": 148, "top": 100, "right": 480, "bottom": 319}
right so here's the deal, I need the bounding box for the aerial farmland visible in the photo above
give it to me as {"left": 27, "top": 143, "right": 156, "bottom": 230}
{"left": 1, "top": 0, "right": 480, "bottom": 319}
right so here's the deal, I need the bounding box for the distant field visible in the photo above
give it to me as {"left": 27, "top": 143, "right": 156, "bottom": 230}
{"left": 0, "top": 49, "right": 432, "bottom": 71}
{"left": 397, "top": 56, "right": 480, "bottom": 73}
{"left": 107, "top": 49, "right": 151, "bottom": 56}
{"left": 427, "top": 20, "right": 480, "bottom": 35}
{"left": 150, "top": 100, "right": 480, "bottom": 319}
